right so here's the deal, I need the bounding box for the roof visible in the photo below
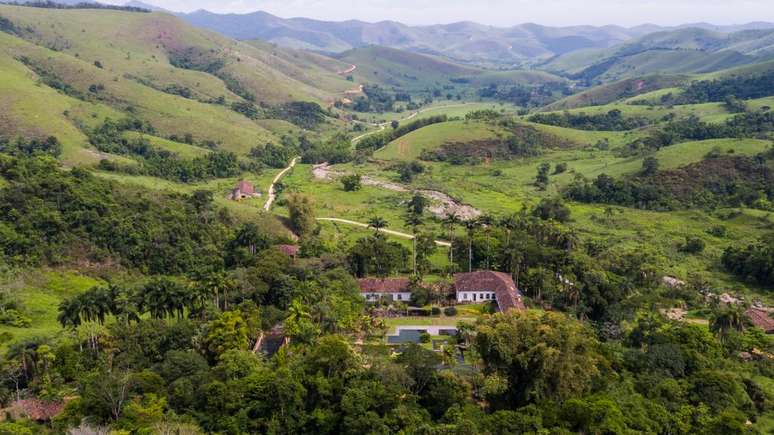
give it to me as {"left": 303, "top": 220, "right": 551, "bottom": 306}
{"left": 358, "top": 278, "right": 411, "bottom": 294}
{"left": 276, "top": 244, "right": 300, "bottom": 257}
{"left": 235, "top": 180, "right": 255, "bottom": 195}
{"left": 454, "top": 271, "right": 525, "bottom": 312}
{"left": 746, "top": 308, "right": 774, "bottom": 333}
{"left": 10, "top": 399, "right": 65, "bottom": 421}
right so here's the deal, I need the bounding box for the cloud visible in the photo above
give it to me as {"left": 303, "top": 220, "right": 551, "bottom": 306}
{"left": 137, "top": 0, "right": 773, "bottom": 26}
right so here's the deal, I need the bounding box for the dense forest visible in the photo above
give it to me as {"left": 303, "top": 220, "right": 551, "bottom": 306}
{"left": 0, "top": 155, "right": 771, "bottom": 433}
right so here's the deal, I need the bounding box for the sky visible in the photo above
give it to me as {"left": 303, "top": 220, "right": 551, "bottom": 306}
{"left": 128, "top": 0, "right": 774, "bottom": 27}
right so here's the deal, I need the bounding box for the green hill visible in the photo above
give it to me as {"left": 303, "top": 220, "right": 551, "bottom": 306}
{"left": 542, "top": 27, "right": 774, "bottom": 83}
{"left": 0, "top": 5, "right": 356, "bottom": 164}
{"left": 338, "top": 45, "right": 566, "bottom": 92}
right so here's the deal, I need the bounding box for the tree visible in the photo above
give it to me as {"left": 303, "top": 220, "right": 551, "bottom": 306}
{"left": 465, "top": 219, "right": 478, "bottom": 272}
{"left": 535, "top": 163, "right": 551, "bottom": 190}
{"left": 368, "top": 216, "right": 388, "bottom": 235}
{"left": 710, "top": 306, "right": 746, "bottom": 341}
{"left": 391, "top": 120, "right": 400, "bottom": 129}
{"left": 284, "top": 299, "right": 319, "bottom": 344}
{"left": 475, "top": 311, "right": 604, "bottom": 408}
{"left": 203, "top": 311, "right": 249, "bottom": 361}
{"left": 341, "top": 174, "right": 362, "bottom": 192}
{"left": 287, "top": 194, "right": 317, "bottom": 238}
{"left": 642, "top": 156, "right": 660, "bottom": 176}
{"left": 444, "top": 213, "right": 460, "bottom": 273}
{"left": 532, "top": 198, "right": 571, "bottom": 223}
{"left": 407, "top": 193, "right": 428, "bottom": 216}
{"left": 190, "top": 190, "right": 214, "bottom": 214}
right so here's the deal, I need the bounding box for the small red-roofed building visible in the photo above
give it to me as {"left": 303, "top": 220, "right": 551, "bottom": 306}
{"left": 746, "top": 308, "right": 774, "bottom": 334}
{"left": 228, "top": 180, "right": 261, "bottom": 201}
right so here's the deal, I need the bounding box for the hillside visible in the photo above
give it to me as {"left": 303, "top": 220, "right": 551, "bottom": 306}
{"left": 337, "top": 46, "right": 567, "bottom": 93}
{"left": 542, "top": 27, "right": 774, "bottom": 82}
{"left": 0, "top": 4, "right": 358, "bottom": 164}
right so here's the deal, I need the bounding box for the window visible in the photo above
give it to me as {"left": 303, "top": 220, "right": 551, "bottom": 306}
{"left": 397, "top": 294, "right": 402, "bottom": 301}
{"left": 480, "top": 293, "right": 484, "bottom": 300}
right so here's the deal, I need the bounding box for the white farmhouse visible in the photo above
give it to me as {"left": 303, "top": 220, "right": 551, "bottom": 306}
{"left": 358, "top": 278, "right": 412, "bottom": 303}
{"left": 454, "top": 271, "right": 525, "bottom": 312}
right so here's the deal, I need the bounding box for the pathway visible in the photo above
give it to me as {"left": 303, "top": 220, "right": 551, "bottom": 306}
{"left": 317, "top": 217, "right": 452, "bottom": 247}
{"left": 263, "top": 157, "right": 298, "bottom": 211}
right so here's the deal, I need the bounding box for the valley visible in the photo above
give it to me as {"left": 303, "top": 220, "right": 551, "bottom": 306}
{"left": 0, "top": 2, "right": 773, "bottom": 434}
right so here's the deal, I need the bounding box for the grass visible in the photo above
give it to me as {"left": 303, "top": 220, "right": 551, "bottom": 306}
{"left": 376, "top": 120, "right": 505, "bottom": 160}
{"left": 0, "top": 270, "right": 104, "bottom": 349}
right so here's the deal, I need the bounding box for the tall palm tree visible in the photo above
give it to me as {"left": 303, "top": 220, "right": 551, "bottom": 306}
{"left": 710, "top": 305, "right": 747, "bottom": 341}
{"left": 405, "top": 214, "right": 423, "bottom": 276}
{"left": 443, "top": 213, "right": 460, "bottom": 273}
{"left": 465, "top": 219, "right": 479, "bottom": 273}
{"left": 369, "top": 216, "right": 388, "bottom": 235}
{"left": 57, "top": 298, "right": 83, "bottom": 329}
{"left": 477, "top": 214, "right": 495, "bottom": 270}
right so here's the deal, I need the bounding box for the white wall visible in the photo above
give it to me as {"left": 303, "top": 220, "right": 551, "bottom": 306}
{"left": 362, "top": 292, "right": 412, "bottom": 302}
{"left": 456, "top": 291, "right": 496, "bottom": 303}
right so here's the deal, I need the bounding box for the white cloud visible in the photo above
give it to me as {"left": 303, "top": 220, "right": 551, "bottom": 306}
{"left": 137, "top": 0, "right": 773, "bottom": 27}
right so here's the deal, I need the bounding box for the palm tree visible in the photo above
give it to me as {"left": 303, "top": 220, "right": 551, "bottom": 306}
{"left": 57, "top": 298, "right": 82, "bottom": 329}
{"left": 465, "top": 219, "right": 479, "bottom": 273}
{"left": 477, "top": 214, "right": 495, "bottom": 270}
{"left": 443, "top": 213, "right": 460, "bottom": 273}
{"left": 710, "top": 305, "right": 747, "bottom": 341}
{"left": 405, "top": 214, "right": 423, "bottom": 276}
{"left": 369, "top": 216, "right": 388, "bottom": 236}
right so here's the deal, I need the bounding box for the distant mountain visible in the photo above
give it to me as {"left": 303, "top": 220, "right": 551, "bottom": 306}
{"left": 178, "top": 9, "right": 774, "bottom": 68}
{"left": 542, "top": 27, "right": 774, "bottom": 82}
{"left": 123, "top": 0, "right": 169, "bottom": 12}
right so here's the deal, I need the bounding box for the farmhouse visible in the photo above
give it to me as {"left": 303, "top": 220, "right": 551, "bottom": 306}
{"left": 228, "top": 180, "right": 261, "bottom": 201}
{"left": 358, "top": 278, "right": 412, "bottom": 302}
{"left": 455, "top": 271, "right": 525, "bottom": 312}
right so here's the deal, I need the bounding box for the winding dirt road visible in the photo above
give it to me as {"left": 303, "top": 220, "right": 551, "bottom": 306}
{"left": 317, "top": 218, "right": 452, "bottom": 247}
{"left": 263, "top": 157, "right": 298, "bottom": 211}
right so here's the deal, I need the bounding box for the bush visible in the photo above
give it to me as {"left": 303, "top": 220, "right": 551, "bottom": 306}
{"left": 341, "top": 174, "right": 362, "bottom": 192}
{"left": 419, "top": 332, "right": 431, "bottom": 344}
{"left": 431, "top": 307, "right": 441, "bottom": 316}
{"left": 681, "top": 236, "right": 706, "bottom": 254}
{"left": 444, "top": 307, "right": 458, "bottom": 317}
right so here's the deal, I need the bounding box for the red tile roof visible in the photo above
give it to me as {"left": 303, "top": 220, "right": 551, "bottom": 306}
{"left": 235, "top": 180, "right": 255, "bottom": 195}
{"left": 10, "top": 399, "right": 65, "bottom": 421}
{"left": 276, "top": 244, "right": 300, "bottom": 257}
{"left": 358, "top": 278, "right": 411, "bottom": 294}
{"left": 746, "top": 308, "right": 774, "bottom": 333}
{"left": 454, "top": 271, "right": 525, "bottom": 312}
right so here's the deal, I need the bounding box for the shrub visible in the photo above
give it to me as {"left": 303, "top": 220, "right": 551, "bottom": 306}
{"left": 444, "top": 307, "right": 458, "bottom": 317}
{"left": 681, "top": 236, "right": 706, "bottom": 254}
{"left": 431, "top": 307, "right": 441, "bottom": 316}
{"left": 341, "top": 174, "right": 362, "bottom": 192}
{"left": 420, "top": 332, "right": 431, "bottom": 343}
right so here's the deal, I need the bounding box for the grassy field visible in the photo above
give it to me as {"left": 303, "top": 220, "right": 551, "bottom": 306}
{"left": 0, "top": 270, "right": 104, "bottom": 350}
{"left": 376, "top": 120, "right": 506, "bottom": 160}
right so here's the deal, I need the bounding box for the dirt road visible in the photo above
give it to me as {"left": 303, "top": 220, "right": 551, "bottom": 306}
{"left": 263, "top": 157, "right": 298, "bottom": 211}
{"left": 317, "top": 217, "right": 452, "bottom": 247}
